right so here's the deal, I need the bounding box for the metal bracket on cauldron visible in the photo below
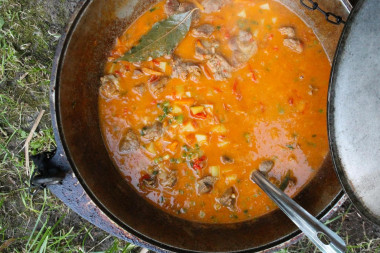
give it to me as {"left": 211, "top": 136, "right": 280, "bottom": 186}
{"left": 300, "top": 0, "right": 346, "bottom": 25}
{"left": 29, "top": 149, "right": 67, "bottom": 195}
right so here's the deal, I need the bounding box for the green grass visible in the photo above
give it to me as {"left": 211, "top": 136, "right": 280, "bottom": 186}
{"left": 0, "top": 0, "right": 135, "bottom": 251}
{"left": 0, "top": 0, "right": 379, "bottom": 252}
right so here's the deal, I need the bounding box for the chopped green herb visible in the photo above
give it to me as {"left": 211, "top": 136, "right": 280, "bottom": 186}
{"left": 149, "top": 7, "right": 157, "bottom": 12}
{"left": 250, "top": 20, "right": 259, "bottom": 25}
{"left": 278, "top": 104, "right": 285, "bottom": 114}
{"left": 243, "top": 209, "right": 249, "bottom": 214}
{"left": 253, "top": 194, "right": 258, "bottom": 198}
{"left": 216, "top": 25, "right": 221, "bottom": 30}
{"left": 237, "top": 19, "right": 251, "bottom": 30}
{"left": 162, "top": 101, "right": 170, "bottom": 107}
{"left": 312, "top": 134, "right": 317, "bottom": 138}
{"left": 279, "top": 170, "right": 291, "bottom": 191}
{"left": 286, "top": 144, "right": 295, "bottom": 150}
{"left": 199, "top": 211, "right": 205, "bottom": 218}
{"left": 243, "top": 132, "right": 250, "bottom": 143}
{"left": 159, "top": 196, "right": 164, "bottom": 203}
{"left": 141, "top": 126, "right": 148, "bottom": 136}
{"left": 179, "top": 189, "right": 184, "bottom": 195}
{"left": 318, "top": 109, "right": 324, "bottom": 113}
{"left": 229, "top": 214, "right": 238, "bottom": 219}
{"left": 182, "top": 145, "right": 190, "bottom": 152}
{"left": 307, "top": 141, "right": 316, "bottom": 147}
{"left": 266, "top": 24, "right": 272, "bottom": 30}
{"left": 174, "top": 114, "right": 184, "bottom": 124}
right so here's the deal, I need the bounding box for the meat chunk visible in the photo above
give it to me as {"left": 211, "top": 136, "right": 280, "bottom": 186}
{"left": 278, "top": 27, "right": 296, "bottom": 38}
{"left": 159, "top": 170, "right": 177, "bottom": 187}
{"left": 283, "top": 38, "right": 303, "bottom": 53}
{"left": 142, "top": 168, "right": 159, "bottom": 188}
{"left": 197, "top": 176, "right": 217, "bottom": 194}
{"left": 148, "top": 76, "right": 169, "bottom": 97}
{"left": 99, "top": 75, "right": 120, "bottom": 98}
{"left": 217, "top": 187, "right": 237, "bottom": 210}
{"left": 206, "top": 54, "right": 233, "bottom": 81}
{"left": 229, "top": 31, "right": 258, "bottom": 67}
{"left": 132, "top": 83, "right": 146, "bottom": 96}
{"left": 238, "top": 30, "right": 253, "bottom": 42}
{"left": 164, "top": 0, "right": 200, "bottom": 23}
{"left": 192, "top": 24, "right": 215, "bottom": 37}
{"left": 141, "top": 121, "right": 164, "bottom": 140}
{"left": 119, "top": 129, "right": 140, "bottom": 153}
{"left": 220, "top": 155, "right": 234, "bottom": 164}
{"left": 171, "top": 58, "right": 201, "bottom": 82}
{"left": 132, "top": 69, "right": 143, "bottom": 79}
{"left": 203, "top": 0, "right": 231, "bottom": 13}
{"left": 259, "top": 160, "right": 274, "bottom": 174}
{"left": 195, "top": 40, "right": 219, "bottom": 60}
{"left": 164, "top": 0, "right": 180, "bottom": 16}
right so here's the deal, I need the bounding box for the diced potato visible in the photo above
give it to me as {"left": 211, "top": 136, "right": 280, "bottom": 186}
{"left": 296, "top": 100, "right": 306, "bottom": 112}
{"left": 272, "top": 17, "right": 277, "bottom": 23}
{"left": 190, "top": 105, "right": 205, "bottom": 115}
{"left": 237, "top": 10, "right": 246, "bottom": 18}
{"left": 226, "top": 174, "right": 237, "bottom": 183}
{"left": 217, "top": 141, "right": 230, "bottom": 147}
{"left": 185, "top": 91, "right": 192, "bottom": 97}
{"left": 172, "top": 105, "right": 183, "bottom": 114}
{"left": 141, "top": 67, "right": 163, "bottom": 76}
{"left": 182, "top": 121, "right": 196, "bottom": 132}
{"left": 260, "top": 3, "right": 270, "bottom": 10}
{"left": 212, "top": 124, "right": 227, "bottom": 134}
{"left": 175, "top": 85, "right": 185, "bottom": 97}
{"left": 209, "top": 166, "right": 220, "bottom": 177}
{"left": 159, "top": 62, "right": 167, "bottom": 72}
{"left": 195, "top": 134, "right": 208, "bottom": 144}
{"left": 146, "top": 142, "right": 156, "bottom": 154}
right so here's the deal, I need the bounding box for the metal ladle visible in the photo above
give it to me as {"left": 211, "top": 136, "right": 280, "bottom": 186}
{"left": 251, "top": 170, "right": 346, "bottom": 253}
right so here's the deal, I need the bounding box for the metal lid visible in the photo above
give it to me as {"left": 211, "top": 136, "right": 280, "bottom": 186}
{"left": 328, "top": 0, "right": 380, "bottom": 225}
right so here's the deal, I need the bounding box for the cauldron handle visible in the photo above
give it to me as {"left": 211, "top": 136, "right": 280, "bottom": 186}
{"left": 29, "top": 147, "right": 70, "bottom": 195}
{"left": 251, "top": 171, "right": 346, "bottom": 253}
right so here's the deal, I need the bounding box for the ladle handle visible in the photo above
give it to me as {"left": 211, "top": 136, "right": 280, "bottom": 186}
{"left": 251, "top": 171, "right": 346, "bottom": 253}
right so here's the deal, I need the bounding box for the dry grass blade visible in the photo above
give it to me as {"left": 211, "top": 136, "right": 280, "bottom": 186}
{"left": 0, "top": 238, "right": 16, "bottom": 251}
{"left": 24, "top": 110, "right": 45, "bottom": 176}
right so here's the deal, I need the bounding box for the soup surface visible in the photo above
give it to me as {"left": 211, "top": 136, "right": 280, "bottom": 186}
{"left": 99, "top": 0, "right": 330, "bottom": 223}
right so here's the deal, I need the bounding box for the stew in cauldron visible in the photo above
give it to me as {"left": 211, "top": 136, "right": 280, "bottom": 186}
{"left": 98, "top": 0, "right": 330, "bottom": 223}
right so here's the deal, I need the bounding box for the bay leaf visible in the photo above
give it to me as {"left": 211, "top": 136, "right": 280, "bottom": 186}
{"left": 118, "top": 9, "right": 196, "bottom": 62}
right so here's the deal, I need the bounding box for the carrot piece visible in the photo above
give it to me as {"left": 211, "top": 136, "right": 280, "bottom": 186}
{"left": 232, "top": 79, "right": 242, "bottom": 101}
{"left": 166, "top": 141, "right": 178, "bottom": 153}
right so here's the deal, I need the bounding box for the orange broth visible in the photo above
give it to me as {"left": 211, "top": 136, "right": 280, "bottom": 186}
{"left": 99, "top": 0, "right": 331, "bottom": 223}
